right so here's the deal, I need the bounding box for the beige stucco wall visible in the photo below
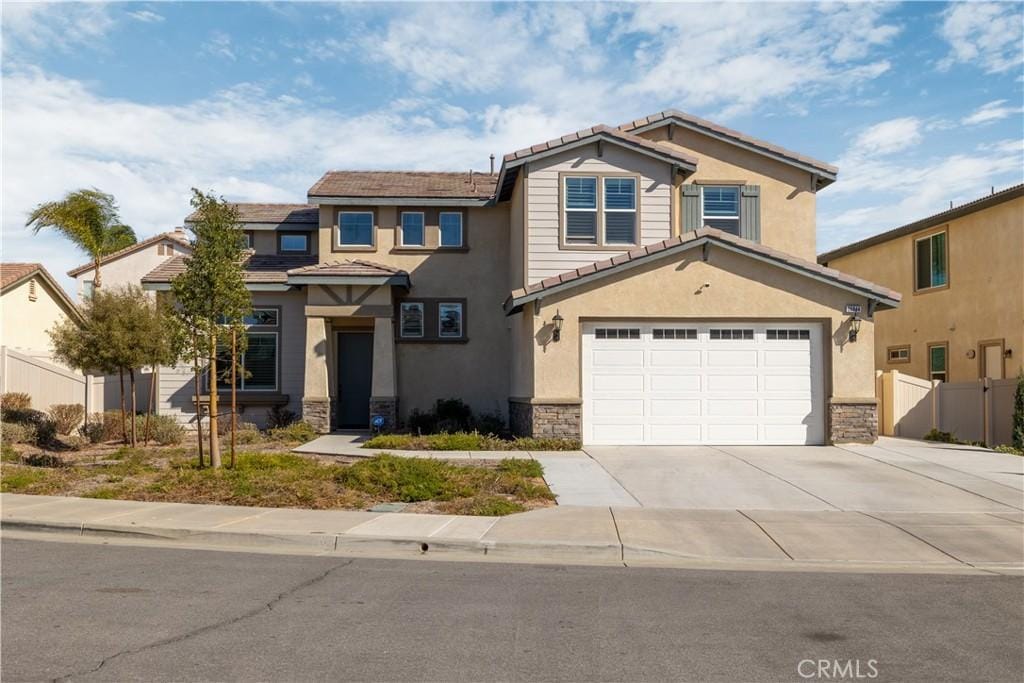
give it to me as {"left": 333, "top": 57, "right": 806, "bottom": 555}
{"left": 823, "top": 197, "right": 1024, "bottom": 382}
{"left": 248, "top": 229, "right": 318, "bottom": 256}
{"left": 518, "top": 246, "right": 876, "bottom": 401}
{"left": 637, "top": 126, "right": 820, "bottom": 260}
{"left": 0, "top": 276, "right": 77, "bottom": 359}
{"left": 314, "top": 202, "right": 512, "bottom": 419}
{"left": 73, "top": 238, "right": 190, "bottom": 300}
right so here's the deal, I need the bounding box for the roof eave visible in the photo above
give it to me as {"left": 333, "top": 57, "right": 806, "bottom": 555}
{"left": 502, "top": 133, "right": 698, "bottom": 175}
{"left": 307, "top": 195, "right": 493, "bottom": 207}
{"left": 286, "top": 274, "right": 410, "bottom": 287}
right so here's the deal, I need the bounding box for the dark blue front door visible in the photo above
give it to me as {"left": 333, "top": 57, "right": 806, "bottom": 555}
{"left": 337, "top": 332, "right": 373, "bottom": 428}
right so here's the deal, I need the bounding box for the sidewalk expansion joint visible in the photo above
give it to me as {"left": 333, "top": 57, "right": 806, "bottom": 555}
{"left": 608, "top": 507, "right": 626, "bottom": 565}
{"left": 737, "top": 510, "right": 794, "bottom": 560}
{"left": 855, "top": 511, "right": 997, "bottom": 573}
{"left": 711, "top": 446, "right": 841, "bottom": 511}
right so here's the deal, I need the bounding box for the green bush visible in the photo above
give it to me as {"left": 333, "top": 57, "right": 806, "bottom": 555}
{"left": 266, "top": 405, "right": 297, "bottom": 429}
{"left": 48, "top": 404, "right": 86, "bottom": 435}
{"left": 510, "top": 436, "right": 582, "bottom": 451}
{"left": 336, "top": 455, "right": 464, "bottom": 502}
{"left": 1, "top": 442, "right": 18, "bottom": 462}
{"left": 363, "top": 431, "right": 580, "bottom": 452}
{"left": 79, "top": 419, "right": 106, "bottom": 444}
{"left": 994, "top": 444, "right": 1023, "bottom": 456}
{"left": 405, "top": 399, "right": 508, "bottom": 436}
{"left": 2, "top": 421, "right": 36, "bottom": 444}
{"left": 498, "top": 458, "right": 544, "bottom": 478}
{"left": 1013, "top": 370, "right": 1024, "bottom": 450}
{"left": 268, "top": 421, "right": 317, "bottom": 444}
{"left": 440, "top": 496, "right": 525, "bottom": 516}
{"left": 924, "top": 428, "right": 957, "bottom": 443}
{"left": 232, "top": 422, "right": 263, "bottom": 445}
{"left": 22, "top": 452, "right": 66, "bottom": 468}
{"left": 150, "top": 415, "right": 185, "bottom": 445}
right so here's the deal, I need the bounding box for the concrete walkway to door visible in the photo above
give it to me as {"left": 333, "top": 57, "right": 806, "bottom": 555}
{"left": 564, "top": 437, "right": 1023, "bottom": 513}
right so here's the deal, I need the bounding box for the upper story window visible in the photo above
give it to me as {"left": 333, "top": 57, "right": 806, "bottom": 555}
{"left": 239, "top": 232, "right": 253, "bottom": 250}
{"left": 603, "top": 177, "right": 637, "bottom": 245}
{"left": 439, "top": 212, "right": 463, "bottom": 248}
{"left": 915, "top": 231, "right": 947, "bottom": 291}
{"left": 338, "top": 212, "right": 374, "bottom": 247}
{"left": 565, "top": 176, "right": 598, "bottom": 244}
{"left": 82, "top": 280, "right": 95, "bottom": 300}
{"left": 701, "top": 186, "right": 740, "bottom": 235}
{"left": 400, "top": 212, "right": 425, "bottom": 247}
{"left": 278, "top": 233, "right": 309, "bottom": 253}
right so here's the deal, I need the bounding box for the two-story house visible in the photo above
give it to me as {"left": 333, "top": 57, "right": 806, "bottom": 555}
{"left": 819, "top": 184, "right": 1023, "bottom": 384}
{"left": 142, "top": 109, "right": 900, "bottom": 445}
{"left": 68, "top": 228, "right": 192, "bottom": 301}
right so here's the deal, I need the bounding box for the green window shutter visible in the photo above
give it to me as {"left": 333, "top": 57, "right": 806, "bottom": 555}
{"left": 740, "top": 185, "right": 760, "bottom": 242}
{"left": 682, "top": 184, "right": 701, "bottom": 232}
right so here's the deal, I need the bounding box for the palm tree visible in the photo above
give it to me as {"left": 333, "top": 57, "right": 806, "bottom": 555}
{"left": 26, "top": 189, "right": 137, "bottom": 288}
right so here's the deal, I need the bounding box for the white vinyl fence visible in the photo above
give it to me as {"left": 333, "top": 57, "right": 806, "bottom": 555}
{"left": 0, "top": 346, "right": 105, "bottom": 414}
{"left": 877, "top": 369, "right": 1018, "bottom": 446}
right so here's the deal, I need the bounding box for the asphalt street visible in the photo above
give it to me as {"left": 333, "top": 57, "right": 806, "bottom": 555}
{"left": 2, "top": 537, "right": 1022, "bottom": 682}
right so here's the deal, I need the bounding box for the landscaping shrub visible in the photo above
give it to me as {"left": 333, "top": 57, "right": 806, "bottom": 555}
{"left": 433, "top": 398, "right": 475, "bottom": 432}
{"left": 362, "top": 431, "right": 580, "bottom": 452}
{"left": 336, "top": 455, "right": 464, "bottom": 502}
{"left": 2, "top": 421, "right": 36, "bottom": 444}
{"left": 1013, "top": 370, "right": 1024, "bottom": 450}
{"left": 22, "top": 452, "right": 67, "bottom": 468}
{"left": 439, "top": 496, "right": 525, "bottom": 516}
{"left": 1, "top": 442, "right": 18, "bottom": 462}
{"left": 994, "top": 444, "right": 1023, "bottom": 456}
{"left": 474, "top": 411, "right": 507, "bottom": 436}
{"left": 150, "top": 415, "right": 185, "bottom": 446}
{"left": 62, "top": 435, "right": 89, "bottom": 451}
{"left": 92, "top": 410, "right": 130, "bottom": 442}
{"left": 266, "top": 405, "right": 297, "bottom": 429}
{"left": 498, "top": 458, "right": 544, "bottom": 479}
{"left": 268, "top": 421, "right": 317, "bottom": 444}
{"left": 0, "top": 392, "right": 32, "bottom": 415}
{"left": 232, "top": 422, "right": 264, "bottom": 445}
{"left": 79, "top": 419, "right": 106, "bottom": 444}
{"left": 510, "top": 436, "right": 582, "bottom": 451}
{"left": 48, "top": 404, "right": 86, "bottom": 435}
{"left": 924, "top": 428, "right": 957, "bottom": 443}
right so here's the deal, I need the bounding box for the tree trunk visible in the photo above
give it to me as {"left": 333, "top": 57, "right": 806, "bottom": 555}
{"left": 129, "top": 368, "right": 137, "bottom": 447}
{"left": 208, "top": 332, "right": 221, "bottom": 469}
{"left": 93, "top": 258, "right": 103, "bottom": 289}
{"left": 143, "top": 367, "right": 156, "bottom": 445}
{"left": 119, "top": 368, "right": 127, "bottom": 445}
{"left": 230, "top": 328, "right": 237, "bottom": 469}
{"left": 191, "top": 333, "right": 205, "bottom": 468}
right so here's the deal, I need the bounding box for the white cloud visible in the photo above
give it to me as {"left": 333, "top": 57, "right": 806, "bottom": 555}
{"left": 201, "top": 31, "right": 236, "bottom": 61}
{"left": 850, "top": 117, "right": 923, "bottom": 157}
{"left": 128, "top": 9, "right": 164, "bottom": 24}
{"left": 937, "top": 2, "right": 1024, "bottom": 74}
{"left": 1, "top": 2, "right": 115, "bottom": 55}
{"left": 962, "top": 99, "right": 1023, "bottom": 126}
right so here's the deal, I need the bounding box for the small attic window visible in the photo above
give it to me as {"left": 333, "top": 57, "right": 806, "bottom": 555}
{"left": 28, "top": 279, "right": 37, "bottom": 302}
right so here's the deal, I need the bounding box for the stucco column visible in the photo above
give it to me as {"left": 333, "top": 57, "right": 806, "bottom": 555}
{"left": 302, "top": 316, "right": 332, "bottom": 433}
{"left": 370, "top": 316, "right": 398, "bottom": 430}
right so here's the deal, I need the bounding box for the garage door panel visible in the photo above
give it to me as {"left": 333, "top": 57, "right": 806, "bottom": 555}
{"left": 583, "top": 322, "right": 824, "bottom": 445}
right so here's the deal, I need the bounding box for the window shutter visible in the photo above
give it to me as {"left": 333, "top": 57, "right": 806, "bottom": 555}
{"left": 682, "top": 184, "right": 700, "bottom": 232}
{"left": 740, "top": 185, "right": 760, "bottom": 242}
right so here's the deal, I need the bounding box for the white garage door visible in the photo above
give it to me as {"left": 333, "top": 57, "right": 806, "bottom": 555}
{"left": 582, "top": 322, "right": 825, "bottom": 445}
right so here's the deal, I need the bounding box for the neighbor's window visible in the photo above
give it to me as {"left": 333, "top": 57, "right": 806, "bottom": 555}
{"left": 701, "top": 186, "right": 740, "bottom": 235}
{"left": 565, "top": 176, "right": 598, "bottom": 244}
{"left": 215, "top": 332, "right": 278, "bottom": 392}
{"left": 28, "top": 279, "right": 37, "bottom": 301}
{"left": 399, "top": 302, "right": 424, "bottom": 338}
{"left": 603, "top": 177, "right": 637, "bottom": 245}
{"left": 438, "top": 302, "right": 464, "bottom": 338}
{"left": 279, "top": 233, "right": 308, "bottom": 253}
{"left": 238, "top": 232, "right": 253, "bottom": 250}
{"left": 888, "top": 346, "right": 910, "bottom": 363}
{"left": 915, "top": 232, "right": 947, "bottom": 291}
{"left": 338, "top": 212, "right": 374, "bottom": 247}
{"left": 400, "top": 212, "right": 425, "bottom": 247}
{"left": 82, "top": 280, "right": 95, "bottom": 300}
{"left": 439, "top": 212, "right": 463, "bottom": 248}
{"left": 928, "top": 343, "right": 947, "bottom": 382}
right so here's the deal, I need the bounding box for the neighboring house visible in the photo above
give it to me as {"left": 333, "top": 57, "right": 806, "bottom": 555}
{"left": 143, "top": 109, "right": 900, "bottom": 445}
{"left": 68, "top": 228, "right": 191, "bottom": 300}
{"left": 819, "top": 184, "right": 1023, "bottom": 385}
{"left": 0, "top": 263, "right": 82, "bottom": 361}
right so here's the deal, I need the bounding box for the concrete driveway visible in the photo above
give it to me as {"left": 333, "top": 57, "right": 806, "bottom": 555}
{"left": 536, "top": 437, "right": 1024, "bottom": 513}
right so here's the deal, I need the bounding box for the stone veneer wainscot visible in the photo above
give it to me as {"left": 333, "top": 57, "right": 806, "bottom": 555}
{"left": 509, "top": 399, "right": 582, "bottom": 439}
{"left": 828, "top": 398, "right": 878, "bottom": 444}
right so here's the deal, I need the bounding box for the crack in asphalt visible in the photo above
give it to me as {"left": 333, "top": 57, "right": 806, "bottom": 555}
{"left": 52, "top": 558, "right": 356, "bottom": 682}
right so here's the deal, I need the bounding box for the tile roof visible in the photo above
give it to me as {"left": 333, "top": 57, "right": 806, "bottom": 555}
{"left": 185, "top": 203, "right": 319, "bottom": 225}
{"left": 287, "top": 260, "right": 406, "bottom": 277}
{"left": 502, "top": 124, "right": 699, "bottom": 168}
{"left": 308, "top": 171, "right": 498, "bottom": 200}
{"left": 1, "top": 262, "right": 83, "bottom": 322}
{"left": 504, "top": 228, "right": 900, "bottom": 313}
{"left": 617, "top": 109, "right": 838, "bottom": 177}
{"left": 142, "top": 253, "right": 318, "bottom": 285}
{"left": 818, "top": 183, "right": 1024, "bottom": 263}
{"left": 67, "top": 230, "right": 191, "bottom": 277}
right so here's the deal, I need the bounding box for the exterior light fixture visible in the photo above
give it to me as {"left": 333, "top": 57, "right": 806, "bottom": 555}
{"left": 848, "top": 315, "right": 861, "bottom": 343}
{"left": 552, "top": 311, "right": 564, "bottom": 342}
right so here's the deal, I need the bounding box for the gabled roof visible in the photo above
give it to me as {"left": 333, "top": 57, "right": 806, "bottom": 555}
{"left": 618, "top": 110, "right": 838, "bottom": 186}
{"left": 141, "top": 254, "right": 410, "bottom": 289}
{"left": 818, "top": 183, "right": 1024, "bottom": 264}
{"left": 308, "top": 171, "right": 497, "bottom": 205}
{"left": 496, "top": 124, "right": 699, "bottom": 202}
{"left": 503, "top": 228, "right": 900, "bottom": 314}
{"left": 142, "top": 253, "right": 317, "bottom": 287}
{"left": 1, "top": 262, "right": 83, "bottom": 323}
{"left": 185, "top": 203, "right": 319, "bottom": 226}
{"left": 286, "top": 259, "right": 411, "bottom": 286}
{"left": 67, "top": 230, "right": 191, "bottom": 277}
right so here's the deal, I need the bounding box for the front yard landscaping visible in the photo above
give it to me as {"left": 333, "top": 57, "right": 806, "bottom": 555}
{"left": 1, "top": 440, "right": 555, "bottom": 516}
{"left": 362, "top": 431, "right": 581, "bottom": 451}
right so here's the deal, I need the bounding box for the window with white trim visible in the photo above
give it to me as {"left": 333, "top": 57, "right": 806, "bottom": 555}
{"left": 710, "top": 328, "right": 754, "bottom": 340}
{"left": 564, "top": 176, "right": 598, "bottom": 244}
{"left": 438, "top": 302, "right": 463, "bottom": 338}
{"left": 400, "top": 212, "right": 425, "bottom": 247}
{"left": 701, "top": 186, "right": 740, "bottom": 235}
{"left": 399, "top": 302, "right": 424, "bottom": 338}
{"left": 887, "top": 346, "right": 910, "bottom": 363}
{"left": 279, "top": 233, "right": 308, "bottom": 253}
{"left": 915, "top": 232, "right": 947, "bottom": 291}
{"left": 603, "top": 177, "right": 637, "bottom": 244}
{"left": 439, "top": 212, "right": 463, "bottom": 248}
{"left": 338, "top": 212, "right": 374, "bottom": 246}
{"left": 928, "top": 343, "right": 947, "bottom": 382}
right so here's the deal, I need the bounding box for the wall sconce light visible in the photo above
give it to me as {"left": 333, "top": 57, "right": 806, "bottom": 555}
{"left": 552, "top": 311, "right": 564, "bottom": 342}
{"left": 848, "top": 315, "right": 861, "bottom": 343}
{"left": 1005, "top": 348, "right": 1013, "bottom": 359}
{"left": 966, "top": 349, "right": 976, "bottom": 359}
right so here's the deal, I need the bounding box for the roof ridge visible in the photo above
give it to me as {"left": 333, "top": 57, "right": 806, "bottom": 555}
{"left": 67, "top": 230, "right": 191, "bottom": 277}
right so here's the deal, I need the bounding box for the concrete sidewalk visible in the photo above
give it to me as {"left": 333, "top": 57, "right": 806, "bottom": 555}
{"left": 2, "top": 493, "right": 1021, "bottom": 575}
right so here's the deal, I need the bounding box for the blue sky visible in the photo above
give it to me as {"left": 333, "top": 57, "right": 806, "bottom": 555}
{"left": 2, "top": 1, "right": 1022, "bottom": 294}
